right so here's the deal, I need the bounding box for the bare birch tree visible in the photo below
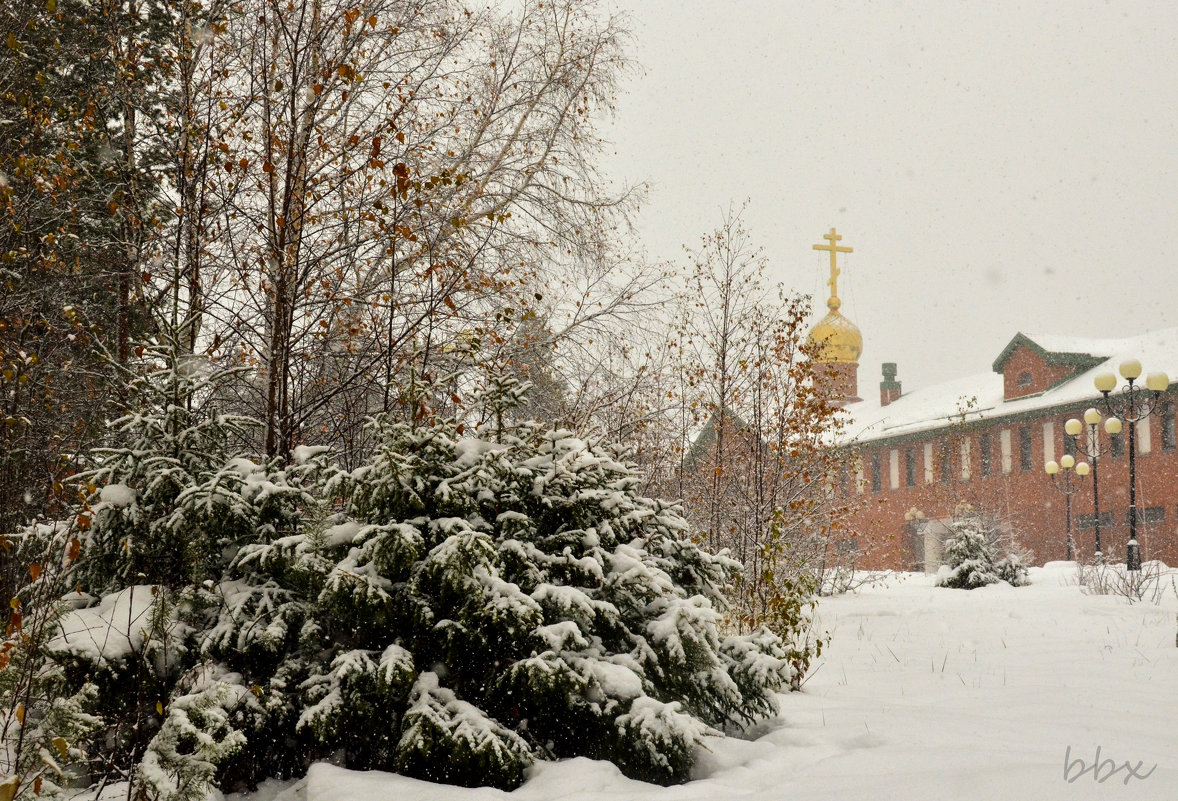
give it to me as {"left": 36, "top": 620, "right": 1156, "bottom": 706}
{"left": 155, "top": 0, "right": 637, "bottom": 462}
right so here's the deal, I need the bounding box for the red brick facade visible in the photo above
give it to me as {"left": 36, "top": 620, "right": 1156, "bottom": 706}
{"left": 992, "top": 334, "right": 1104, "bottom": 401}
{"left": 814, "top": 361, "right": 861, "bottom": 406}
{"left": 999, "top": 347, "right": 1081, "bottom": 400}
{"left": 844, "top": 407, "right": 1178, "bottom": 569}
{"left": 840, "top": 335, "right": 1178, "bottom": 571}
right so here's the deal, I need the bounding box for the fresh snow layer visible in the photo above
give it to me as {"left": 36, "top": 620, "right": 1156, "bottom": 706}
{"left": 292, "top": 444, "right": 330, "bottom": 464}
{"left": 98, "top": 483, "right": 136, "bottom": 507}
{"left": 51, "top": 585, "right": 159, "bottom": 663}
{"left": 229, "top": 563, "right": 1178, "bottom": 801}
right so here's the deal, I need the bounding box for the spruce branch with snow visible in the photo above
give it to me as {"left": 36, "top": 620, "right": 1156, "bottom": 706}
{"left": 136, "top": 666, "right": 249, "bottom": 801}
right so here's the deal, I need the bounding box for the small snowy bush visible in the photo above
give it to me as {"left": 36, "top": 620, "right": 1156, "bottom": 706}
{"left": 937, "top": 516, "right": 1001, "bottom": 590}
{"left": 936, "top": 509, "right": 1032, "bottom": 590}
{"left": 994, "top": 550, "right": 1030, "bottom": 587}
{"left": 1077, "top": 560, "right": 1175, "bottom": 602}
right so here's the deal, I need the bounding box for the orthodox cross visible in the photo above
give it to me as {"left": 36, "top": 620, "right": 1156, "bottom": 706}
{"left": 812, "top": 227, "right": 852, "bottom": 302}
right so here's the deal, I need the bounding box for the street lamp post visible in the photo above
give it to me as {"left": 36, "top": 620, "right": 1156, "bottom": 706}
{"left": 1045, "top": 454, "right": 1088, "bottom": 561}
{"left": 1094, "top": 360, "right": 1170, "bottom": 572}
{"left": 1067, "top": 409, "right": 1120, "bottom": 564}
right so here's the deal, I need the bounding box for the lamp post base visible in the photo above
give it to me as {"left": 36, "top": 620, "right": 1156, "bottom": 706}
{"left": 1127, "top": 539, "right": 1141, "bottom": 572}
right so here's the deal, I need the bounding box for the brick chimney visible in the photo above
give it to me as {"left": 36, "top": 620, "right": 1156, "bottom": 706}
{"left": 880, "top": 362, "right": 902, "bottom": 406}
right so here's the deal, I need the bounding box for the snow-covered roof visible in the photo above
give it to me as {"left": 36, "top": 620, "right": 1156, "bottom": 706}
{"left": 841, "top": 326, "right": 1178, "bottom": 446}
{"left": 1014, "top": 332, "right": 1117, "bottom": 358}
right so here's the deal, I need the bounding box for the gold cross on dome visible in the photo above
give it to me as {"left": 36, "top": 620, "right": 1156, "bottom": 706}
{"left": 813, "top": 227, "right": 852, "bottom": 301}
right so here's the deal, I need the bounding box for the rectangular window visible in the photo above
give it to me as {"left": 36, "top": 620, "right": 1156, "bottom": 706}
{"left": 1019, "top": 426, "right": 1032, "bottom": 471}
{"left": 905, "top": 447, "right": 916, "bottom": 488}
{"left": 1164, "top": 402, "right": 1176, "bottom": 451}
{"left": 889, "top": 449, "right": 900, "bottom": 490}
{"left": 1124, "top": 507, "right": 1163, "bottom": 525}
{"left": 871, "top": 452, "right": 882, "bottom": 493}
{"left": 960, "top": 437, "right": 971, "bottom": 481}
{"left": 855, "top": 463, "right": 866, "bottom": 495}
{"left": 1110, "top": 430, "right": 1125, "bottom": 458}
{"left": 923, "top": 443, "right": 934, "bottom": 485}
{"left": 980, "top": 433, "right": 992, "bottom": 477}
{"left": 940, "top": 441, "right": 952, "bottom": 484}
{"left": 1000, "top": 429, "right": 1012, "bottom": 474}
{"left": 1042, "top": 421, "right": 1055, "bottom": 464}
{"left": 1137, "top": 418, "right": 1152, "bottom": 455}
{"left": 1078, "top": 512, "right": 1114, "bottom": 530}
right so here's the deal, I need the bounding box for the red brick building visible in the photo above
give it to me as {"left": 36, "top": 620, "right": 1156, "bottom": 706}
{"left": 804, "top": 231, "right": 1178, "bottom": 571}
{"left": 826, "top": 330, "right": 1178, "bottom": 571}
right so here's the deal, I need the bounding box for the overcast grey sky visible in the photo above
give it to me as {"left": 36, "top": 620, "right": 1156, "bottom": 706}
{"left": 602, "top": 1, "right": 1178, "bottom": 394}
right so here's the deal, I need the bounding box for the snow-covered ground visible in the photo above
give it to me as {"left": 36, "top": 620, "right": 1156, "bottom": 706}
{"left": 233, "top": 563, "right": 1178, "bottom": 801}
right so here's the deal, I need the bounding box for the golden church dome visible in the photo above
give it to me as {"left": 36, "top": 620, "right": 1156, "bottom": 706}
{"left": 808, "top": 296, "right": 862, "bottom": 364}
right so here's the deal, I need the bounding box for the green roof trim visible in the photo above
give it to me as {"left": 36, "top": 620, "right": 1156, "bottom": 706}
{"left": 991, "top": 332, "right": 1107, "bottom": 374}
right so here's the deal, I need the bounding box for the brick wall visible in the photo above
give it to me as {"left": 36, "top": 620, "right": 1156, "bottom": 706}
{"left": 843, "top": 398, "right": 1178, "bottom": 570}
{"left": 1001, "top": 345, "right": 1082, "bottom": 401}
{"left": 814, "top": 361, "right": 861, "bottom": 405}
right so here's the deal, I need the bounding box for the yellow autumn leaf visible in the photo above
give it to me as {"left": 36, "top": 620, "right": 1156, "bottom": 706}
{"left": 156, "top": 700, "right": 163, "bottom": 715}
{"left": 15, "top": 704, "right": 24, "bottom": 724}
{"left": 52, "top": 737, "right": 68, "bottom": 758}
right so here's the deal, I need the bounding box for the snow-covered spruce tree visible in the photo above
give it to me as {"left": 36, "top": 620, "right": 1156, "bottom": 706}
{"left": 73, "top": 344, "right": 292, "bottom": 593}
{"left": 41, "top": 343, "right": 312, "bottom": 799}
{"left": 936, "top": 514, "right": 1000, "bottom": 590}
{"left": 214, "top": 395, "right": 797, "bottom": 789}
